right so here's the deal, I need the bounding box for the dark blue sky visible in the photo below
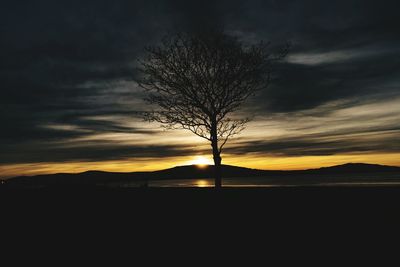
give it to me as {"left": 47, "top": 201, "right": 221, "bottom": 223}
{"left": 1, "top": 0, "right": 399, "bottom": 174}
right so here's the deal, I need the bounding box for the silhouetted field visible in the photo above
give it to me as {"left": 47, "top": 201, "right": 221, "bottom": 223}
{"left": 2, "top": 185, "right": 399, "bottom": 225}
{"left": 2, "top": 163, "right": 400, "bottom": 222}
{"left": 2, "top": 181, "right": 400, "bottom": 234}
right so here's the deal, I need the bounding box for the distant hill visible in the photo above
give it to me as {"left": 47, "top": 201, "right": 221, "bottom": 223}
{"left": 307, "top": 163, "right": 400, "bottom": 174}
{"left": 2, "top": 163, "right": 400, "bottom": 188}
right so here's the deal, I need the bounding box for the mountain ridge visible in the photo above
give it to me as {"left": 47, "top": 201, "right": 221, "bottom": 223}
{"left": 2, "top": 162, "right": 400, "bottom": 187}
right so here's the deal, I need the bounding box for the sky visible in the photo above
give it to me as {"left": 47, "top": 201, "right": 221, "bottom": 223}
{"left": 1, "top": 0, "right": 400, "bottom": 178}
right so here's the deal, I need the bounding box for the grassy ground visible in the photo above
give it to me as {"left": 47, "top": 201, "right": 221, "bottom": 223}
{"left": 2, "top": 185, "right": 399, "bottom": 216}
{"left": 2, "top": 186, "right": 399, "bottom": 249}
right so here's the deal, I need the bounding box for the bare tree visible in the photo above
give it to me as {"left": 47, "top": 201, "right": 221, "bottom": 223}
{"left": 137, "top": 31, "right": 288, "bottom": 188}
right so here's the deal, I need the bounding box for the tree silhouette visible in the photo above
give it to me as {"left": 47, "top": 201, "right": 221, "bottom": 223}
{"left": 138, "top": 31, "right": 288, "bottom": 188}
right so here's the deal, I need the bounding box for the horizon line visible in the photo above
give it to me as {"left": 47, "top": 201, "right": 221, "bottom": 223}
{"left": 3, "top": 161, "right": 400, "bottom": 180}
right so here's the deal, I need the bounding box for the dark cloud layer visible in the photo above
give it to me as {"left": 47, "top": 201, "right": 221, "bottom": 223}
{"left": 1, "top": 0, "right": 399, "bottom": 164}
{"left": 0, "top": 141, "right": 198, "bottom": 164}
{"left": 228, "top": 128, "right": 400, "bottom": 157}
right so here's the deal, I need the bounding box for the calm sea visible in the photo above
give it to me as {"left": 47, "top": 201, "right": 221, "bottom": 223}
{"left": 121, "top": 174, "right": 400, "bottom": 187}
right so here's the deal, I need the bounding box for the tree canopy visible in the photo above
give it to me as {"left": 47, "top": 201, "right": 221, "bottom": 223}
{"left": 137, "top": 31, "right": 288, "bottom": 187}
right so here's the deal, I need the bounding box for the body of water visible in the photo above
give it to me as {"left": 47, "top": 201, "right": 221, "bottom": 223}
{"left": 121, "top": 174, "right": 400, "bottom": 188}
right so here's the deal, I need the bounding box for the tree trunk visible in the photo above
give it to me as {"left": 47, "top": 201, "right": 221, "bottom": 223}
{"left": 213, "top": 149, "right": 222, "bottom": 189}
{"left": 211, "top": 118, "right": 222, "bottom": 189}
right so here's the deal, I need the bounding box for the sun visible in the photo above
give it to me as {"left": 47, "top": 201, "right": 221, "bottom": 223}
{"left": 189, "top": 156, "right": 213, "bottom": 168}
{"left": 196, "top": 180, "right": 210, "bottom": 187}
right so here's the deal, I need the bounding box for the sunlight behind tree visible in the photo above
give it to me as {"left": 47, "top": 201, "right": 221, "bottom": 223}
{"left": 137, "top": 30, "right": 288, "bottom": 188}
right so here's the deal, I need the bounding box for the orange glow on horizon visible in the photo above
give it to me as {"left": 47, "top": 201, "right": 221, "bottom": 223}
{"left": 1, "top": 153, "right": 400, "bottom": 179}
{"left": 185, "top": 156, "right": 213, "bottom": 168}
{"left": 196, "top": 180, "right": 211, "bottom": 187}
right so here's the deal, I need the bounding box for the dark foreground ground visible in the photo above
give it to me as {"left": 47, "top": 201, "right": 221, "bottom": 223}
{"left": 2, "top": 186, "right": 399, "bottom": 260}
{"left": 2, "top": 185, "right": 399, "bottom": 222}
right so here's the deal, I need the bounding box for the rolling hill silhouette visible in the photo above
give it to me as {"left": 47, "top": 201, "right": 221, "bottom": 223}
{"left": 2, "top": 163, "right": 400, "bottom": 188}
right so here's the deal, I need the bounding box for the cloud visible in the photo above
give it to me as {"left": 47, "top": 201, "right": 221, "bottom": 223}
{"left": 227, "top": 96, "right": 400, "bottom": 156}
{"left": 0, "top": 0, "right": 399, "bottom": 166}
